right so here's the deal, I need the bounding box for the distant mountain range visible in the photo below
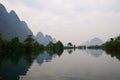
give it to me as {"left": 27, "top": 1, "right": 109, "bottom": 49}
{"left": 84, "top": 37, "right": 103, "bottom": 46}
{"left": 36, "top": 32, "right": 56, "bottom": 46}
{"left": 0, "top": 3, "right": 56, "bottom": 45}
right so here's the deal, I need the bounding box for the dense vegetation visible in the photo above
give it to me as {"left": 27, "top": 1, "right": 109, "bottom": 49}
{"left": 45, "top": 41, "right": 64, "bottom": 55}
{"left": 99, "top": 35, "right": 120, "bottom": 60}
{"left": 87, "top": 45, "right": 102, "bottom": 49}
{"left": 102, "top": 35, "right": 120, "bottom": 51}
{"left": 84, "top": 35, "right": 120, "bottom": 60}
{"left": 84, "top": 35, "right": 120, "bottom": 51}
{"left": 64, "top": 42, "right": 76, "bottom": 49}
{"left": 0, "top": 34, "right": 43, "bottom": 53}
{"left": 0, "top": 33, "right": 64, "bottom": 55}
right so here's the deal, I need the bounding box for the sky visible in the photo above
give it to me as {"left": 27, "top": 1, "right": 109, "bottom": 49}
{"left": 1, "top": 0, "right": 120, "bottom": 45}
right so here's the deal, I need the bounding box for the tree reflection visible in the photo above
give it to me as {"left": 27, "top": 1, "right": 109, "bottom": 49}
{"left": 67, "top": 49, "right": 73, "bottom": 54}
{"left": 0, "top": 49, "right": 43, "bottom": 64}
{"left": 0, "top": 47, "right": 64, "bottom": 80}
{"left": 0, "top": 49, "right": 43, "bottom": 80}
{"left": 105, "top": 49, "right": 120, "bottom": 61}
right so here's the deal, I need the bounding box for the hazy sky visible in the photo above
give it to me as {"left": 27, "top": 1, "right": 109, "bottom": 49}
{"left": 1, "top": 0, "right": 120, "bottom": 45}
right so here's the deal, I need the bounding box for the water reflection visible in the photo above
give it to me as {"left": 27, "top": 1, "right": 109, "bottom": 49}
{"left": 0, "top": 50, "right": 42, "bottom": 80}
{"left": 0, "top": 58, "right": 32, "bottom": 80}
{"left": 67, "top": 49, "right": 73, "bottom": 54}
{"left": 105, "top": 49, "right": 120, "bottom": 61}
{"left": 0, "top": 49, "right": 120, "bottom": 80}
{"left": 85, "top": 49, "right": 103, "bottom": 57}
{"left": 0, "top": 49, "right": 63, "bottom": 80}
{"left": 19, "top": 49, "right": 120, "bottom": 80}
{"left": 37, "top": 51, "right": 57, "bottom": 65}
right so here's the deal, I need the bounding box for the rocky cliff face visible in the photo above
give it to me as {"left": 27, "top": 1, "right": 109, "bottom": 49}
{"left": 0, "top": 3, "right": 33, "bottom": 41}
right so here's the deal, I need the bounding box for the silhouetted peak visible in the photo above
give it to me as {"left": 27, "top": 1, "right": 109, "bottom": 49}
{"left": 9, "top": 10, "right": 20, "bottom": 21}
{"left": 0, "top": 3, "right": 8, "bottom": 15}
{"left": 9, "top": 10, "right": 16, "bottom": 15}
{"left": 45, "top": 35, "right": 52, "bottom": 39}
{"left": 21, "top": 21, "right": 29, "bottom": 30}
{"left": 37, "top": 32, "right": 44, "bottom": 37}
{"left": 0, "top": 3, "right": 6, "bottom": 11}
{"left": 45, "top": 35, "right": 50, "bottom": 37}
{"left": 45, "top": 35, "right": 52, "bottom": 40}
{"left": 21, "top": 21, "right": 27, "bottom": 26}
{"left": 0, "top": 3, "right": 5, "bottom": 9}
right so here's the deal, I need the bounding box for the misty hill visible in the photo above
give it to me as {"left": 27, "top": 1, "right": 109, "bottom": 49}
{"left": 0, "top": 3, "right": 33, "bottom": 41}
{"left": 36, "top": 32, "right": 56, "bottom": 46}
{"left": 84, "top": 37, "right": 103, "bottom": 46}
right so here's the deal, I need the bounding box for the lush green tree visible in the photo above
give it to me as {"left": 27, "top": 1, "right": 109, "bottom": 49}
{"left": 0, "top": 33, "right": 64, "bottom": 58}
{"left": 24, "top": 35, "right": 34, "bottom": 52}
{"left": 46, "top": 42, "right": 55, "bottom": 51}
{"left": 24, "top": 35, "right": 34, "bottom": 44}
{"left": 45, "top": 40, "right": 64, "bottom": 56}
{"left": 115, "top": 35, "right": 120, "bottom": 41}
{"left": 10, "top": 37, "right": 22, "bottom": 48}
{"left": 0, "top": 33, "right": 3, "bottom": 48}
{"left": 0, "top": 33, "right": 9, "bottom": 51}
{"left": 55, "top": 41, "right": 64, "bottom": 55}
{"left": 110, "top": 38, "right": 114, "bottom": 41}
{"left": 103, "top": 35, "right": 120, "bottom": 51}
{"left": 0, "top": 33, "right": 2, "bottom": 41}
{"left": 0, "top": 33, "right": 3, "bottom": 53}
{"left": 32, "top": 41, "right": 44, "bottom": 51}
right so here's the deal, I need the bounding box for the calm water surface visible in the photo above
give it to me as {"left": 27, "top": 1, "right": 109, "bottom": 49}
{"left": 0, "top": 49, "right": 120, "bottom": 80}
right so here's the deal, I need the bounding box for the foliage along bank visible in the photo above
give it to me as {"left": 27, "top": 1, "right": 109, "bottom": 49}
{"left": 102, "top": 35, "right": 120, "bottom": 51}
{"left": 0, "top": 33, "right": 64, "bottom": 54}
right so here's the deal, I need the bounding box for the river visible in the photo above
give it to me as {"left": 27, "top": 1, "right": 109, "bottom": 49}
{"left": 0, "top": 49, "right": 120, "bottom": 80}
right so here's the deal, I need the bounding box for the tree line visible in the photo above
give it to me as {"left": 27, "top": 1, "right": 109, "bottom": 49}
{"left": 102, "top": 35, "right": 120, "bottom": 51}
{"left": 0, "top": 33, "right": 64, "bottom": 54}
{"left": 63, "top": 35, "right": 120, "bottom": 52}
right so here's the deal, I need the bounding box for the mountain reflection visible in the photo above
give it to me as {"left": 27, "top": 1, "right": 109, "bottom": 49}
{"left": 85, "top": 49, "right": 103, "bottom": 57}
{"left": 0, "top": 49, "right": 64, "bottom": 80}
{"left": 0, "top": 58, "right": 32, "bottom": 80}
{"left": 0, "top": 50, "right": 42, "bottom": 80}
{"left": 37, "top": 51, "right": 57, "bottom": 65}
{"left": 1, "top": 48, "right": 120, "bottom": 80}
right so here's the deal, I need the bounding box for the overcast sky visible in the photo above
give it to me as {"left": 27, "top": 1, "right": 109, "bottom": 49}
{"left": 1, "top": 0, "right": 120, "bottom": 45}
